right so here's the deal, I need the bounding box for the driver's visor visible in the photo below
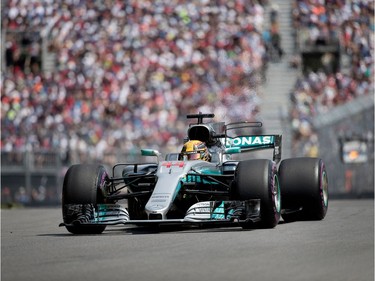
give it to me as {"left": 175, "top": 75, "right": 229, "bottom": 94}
{"left": 179, "top": 152, "right": 201, "bottom": 160}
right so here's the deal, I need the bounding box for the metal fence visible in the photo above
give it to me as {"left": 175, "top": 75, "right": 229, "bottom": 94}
{"left": 313, "top": 95, "right": 374, "bottom": 198}
{"left": 1, "top": 150, "right": 63, "bottom": 206}
{"left": 294, "top": 94, "right": 374, "bottom": 198}
{"left": 0, "top": 149, "right": 146, "bottom": 206}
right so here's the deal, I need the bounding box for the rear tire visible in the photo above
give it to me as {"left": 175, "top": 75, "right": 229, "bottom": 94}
{"left": 279, "top": 158, "right": 328, "bottom": 221}
{"left": 62, "top": 164, "right": 108, "bottom": 234}
{"left": 233, "top": 159, "right": 281, "bottom": 229}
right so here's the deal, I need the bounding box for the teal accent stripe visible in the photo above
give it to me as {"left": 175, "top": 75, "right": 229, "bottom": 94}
{"left": 211, "top": 201, "right": 225, "bottom": 219}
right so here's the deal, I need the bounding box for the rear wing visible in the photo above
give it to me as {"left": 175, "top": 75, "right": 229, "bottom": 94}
{"left": 225, "top": 135, "right": 281, "bottom": 162}
{"left": 184, "top": 114, "right": 282, "bottom": 163}
{"left": 223, "top": 121, "right": 282, "bottom": 163}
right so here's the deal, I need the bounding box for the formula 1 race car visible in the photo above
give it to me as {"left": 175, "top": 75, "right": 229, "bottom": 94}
{"left": 60, "top": 113, "right": 328, "bottom": 234}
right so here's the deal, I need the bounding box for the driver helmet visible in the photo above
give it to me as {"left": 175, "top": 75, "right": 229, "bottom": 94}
{"left": 179, "top": 140, "right": 211, "bottom": 162}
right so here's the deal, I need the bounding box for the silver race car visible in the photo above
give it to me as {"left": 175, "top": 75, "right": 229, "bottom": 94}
{"left": 60, "top": 113, "right": 328, "bottom": 234}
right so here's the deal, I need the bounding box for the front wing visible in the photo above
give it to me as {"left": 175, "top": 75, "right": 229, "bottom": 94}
{"left": 60, "top": 200, "right": 261, "bottom": 228}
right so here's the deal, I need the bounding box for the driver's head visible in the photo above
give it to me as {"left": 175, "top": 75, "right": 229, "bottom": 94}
{"left": 179, "top": 140, "right": 211, "bottom": 162}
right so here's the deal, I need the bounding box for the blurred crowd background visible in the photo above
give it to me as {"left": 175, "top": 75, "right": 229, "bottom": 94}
{"left": 2, "top": 0, "right": 270, "bottom": 163}
{"left": 1, "top": 0, "right": 373, "bottom": 204}
{"left": 290, "top": 0, "right": 373, "bottom": 156}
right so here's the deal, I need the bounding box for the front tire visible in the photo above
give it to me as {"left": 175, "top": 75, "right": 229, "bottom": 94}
{"left": 62, "top": 164, "right": 108, "bottom": 234}
{"left": 233, "top": 159, "right": 281, "bottom": 229}
{"left": 279, "top": 158, "right": 328, "bottom": 221}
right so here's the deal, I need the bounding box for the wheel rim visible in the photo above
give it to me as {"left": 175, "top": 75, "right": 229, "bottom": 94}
{"left": 273, "top": 175, "right": 281, "bottom": 213}
{"left": 322, "top": 171, "right": 328, "bottom": 207}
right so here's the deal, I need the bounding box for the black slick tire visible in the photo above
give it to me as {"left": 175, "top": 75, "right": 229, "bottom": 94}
{"left": 279, "top": 157, "right": 328, "bottom": 222}
{"left": 233, "top": 159, "right": 281, "bottom": 229}
{"left": 62, "top": 164, "right": 108, "bottom": 234}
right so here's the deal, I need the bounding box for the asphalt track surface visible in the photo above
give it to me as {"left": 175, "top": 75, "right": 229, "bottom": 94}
{"left": 2, "top": 199, "right": 374, "bottom": 281}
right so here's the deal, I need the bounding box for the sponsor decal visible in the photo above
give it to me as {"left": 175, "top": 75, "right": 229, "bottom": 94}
{"left": 150, "top": 194, "right": 170, "bottom": 204}
{"left": 151, "top": 195, "right": 170, "bottom": 199}
{"left": 226, "top": 136, "right": 274, "bottom": 148}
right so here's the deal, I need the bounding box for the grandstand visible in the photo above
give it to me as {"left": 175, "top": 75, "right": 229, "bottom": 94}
{"left": 1, "top": 0, "right": 373, "bottom": 205}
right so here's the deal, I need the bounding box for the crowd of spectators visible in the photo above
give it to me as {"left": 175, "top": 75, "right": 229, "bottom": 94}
{"left": 2, "top": 0, "right": 269, "bottom": 164}
{"left": 2, "top": 0, "right": 373, "bottom": 164}
{"left": 290, "top": 0, "right": 373, "bottom": 156}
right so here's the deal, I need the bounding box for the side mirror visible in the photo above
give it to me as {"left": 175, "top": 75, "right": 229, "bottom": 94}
{"left": 141, "top": 149, "right": 161, "bottom": 157}
{"left": 224, "top": 147, "right": 241, "bottom": 154}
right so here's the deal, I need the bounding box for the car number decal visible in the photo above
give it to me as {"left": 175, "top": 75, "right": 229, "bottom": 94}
{"left": 161, "top": 161, "right": 185, "bottom": 168}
